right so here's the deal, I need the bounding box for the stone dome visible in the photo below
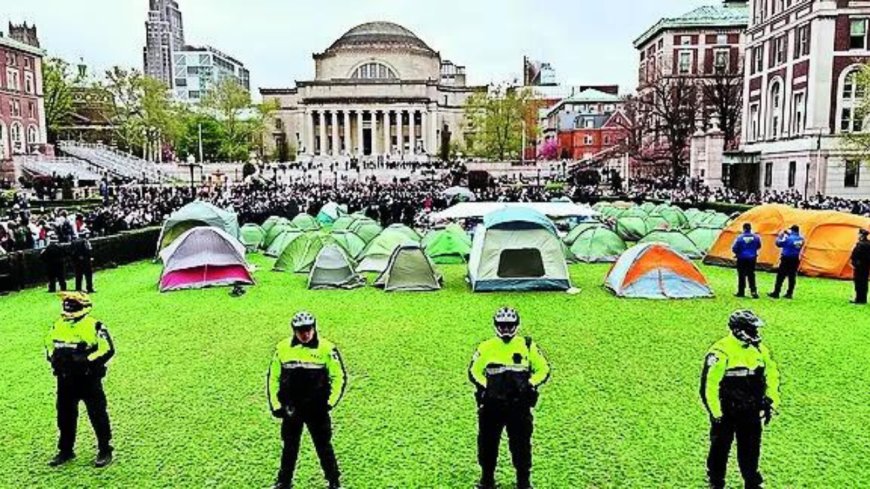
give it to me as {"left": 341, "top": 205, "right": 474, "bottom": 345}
{"left": 325, "top": 22, "right": 436, "bottom": 55}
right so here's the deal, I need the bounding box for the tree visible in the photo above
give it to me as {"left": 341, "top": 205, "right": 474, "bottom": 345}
{"left": 201, "top": 78, "right": 254, "bottom": 161}
{"left": 702, "top": 69, "right": 743, "bottom": 148}
{"left": 538, "top": 138, "right": 558, "bottom": 160}
{"left": 42, "top": 58, "right": 77, "bottom": 143}
{"left": 463, "top": 86, "right": 532, "bottom": 161}
{"left": 636, "top": 72, "right": 698, "bottom": 183}
{"left": 250, "top": 99, "right": 280, "bottom": 160}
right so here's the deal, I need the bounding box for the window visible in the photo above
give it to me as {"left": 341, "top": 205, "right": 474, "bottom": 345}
{"left": 754, "top": 46, "right": 763, "bottom": 74}
{"left": 584, "top": 119, "right": 594, "bottom": 128}
{"left": 6, "top": 68, "right": 19, "bottom": 91}
{"left": 839, "top": 69, "right": 865, "bottom": 133}
{"left": 845, "top": 160, "right": 861, "bottom": 187}
{"left": 604, "top": 135, "right": 611, "bottom": 145}
{"left": 24, "top": 57, "right": 31, "bottom": 69}
{"left": 9, "top": 123, "right": 23, "bottom": 153}
{"left": 6, "top": 54, "right": 16, "bottom": 66}
{"left": 175, "top": 78, "right": 187, "bottom": 87}
{"left": 9, "top": 100, "right": 20, "bottom": 117}
{"left": 774, "top": 36, "right": 786, "bottom": 64}
{"left": 764, "top": 162, "right": 773, "bottom": 187}
{"left": 717, "top": 34, "right": 728, "bottom": 45}
{"left": 680, "top": 36, "right": 691, "bottom": 46}
{"left": 796, "top": 25, "right": 810, "bottom": 57}
{"left": 497, "top": 249, "right": 545, "bottom": 278}
{"left": 714, "top": 49, "right": 729, "bottom": 73}
{"left": 28, "top": 101, "right": 35, "bottom": 119}
{"left": 351, "top": 62, "right": 397, "bottom": 80}
{"left": 769, "top": 82, "right": 782, "bottom": 139}
{"left": 788, "top": 161, "right": 797, "bottom": 188}
{"left": 27, "top": 125, "right": 39, "bottom": 145}
{"left": 24, "top": 73, "right": 34, "bottom": 94}
{"left": 584, "top": 135, "right": 594, "bottom": 145}
{"left": 678, "top": 51, "right": 692, "bottom": 74}
{"left": 792, "top": 92, "right": 805, "bottom": 135}
{"left": 750, "top": 103, "right": 760, "bottom": 141}
{"left": 851, "top": 19, "right": 867, "bottom": 50}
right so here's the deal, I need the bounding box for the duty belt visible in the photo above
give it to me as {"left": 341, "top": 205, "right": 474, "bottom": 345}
{"left": 485, "top": 365, "right": 529, "bottom": 376}
{"left": 53, "top": 341, "right": 84, "bottom": 350}
{"left": 724, "top": 368, "right": 759, "bottom": 377}
{"left": 283, "top": 361, "right": 326, "bottom": 370}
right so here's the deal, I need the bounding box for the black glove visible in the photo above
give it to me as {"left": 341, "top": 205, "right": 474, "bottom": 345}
{"left": 761, "top": 397, "right": 774, "bottom": 426}
{"left": 271, "top": 409, "right": 284, "bottom": 419}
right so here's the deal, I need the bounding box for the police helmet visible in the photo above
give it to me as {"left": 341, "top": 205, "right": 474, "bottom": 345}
{"left": 493, "top": 307, "right": 520, "bottom": 339}
{"left": 728, "top": 310, "right": 764, "bottom": 345}
{"left": 291, "top": 311, "right": 317, "bottom": 330}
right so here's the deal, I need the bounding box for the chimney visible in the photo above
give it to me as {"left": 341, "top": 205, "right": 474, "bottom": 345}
{"left": 8, "top": 21, "right": 40, "bottom": 48}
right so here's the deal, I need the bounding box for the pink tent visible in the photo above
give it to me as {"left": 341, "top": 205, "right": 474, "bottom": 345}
{"left": 158, "top": 227, "right": 254, "bottom": 292}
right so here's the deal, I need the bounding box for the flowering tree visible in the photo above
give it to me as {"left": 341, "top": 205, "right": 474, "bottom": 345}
{"left": 538, "top": 138, "right": 558, "bottom": 160}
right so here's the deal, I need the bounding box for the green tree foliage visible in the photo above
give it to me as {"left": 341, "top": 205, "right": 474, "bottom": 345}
{"left": 201, "top": 78, "right": 256, "bottom": 162}
{"left": 463, "top": 86, "right": 533, "bottom": 161}
{"left": 173, "top": 108, "right": 223, "bottom": 163}
{"left": 41, "top": 58, "right": 78, "bottom": 143}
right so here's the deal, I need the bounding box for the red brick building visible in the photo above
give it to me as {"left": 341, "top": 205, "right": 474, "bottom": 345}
{"left": 0, "top": 23, "right": 46, "bottom": 161}
{"left": 732, "top": 0, "right": 870, "bottom": 197}
{"left": 540, "top": 88, "right": 628, "bottom": 160}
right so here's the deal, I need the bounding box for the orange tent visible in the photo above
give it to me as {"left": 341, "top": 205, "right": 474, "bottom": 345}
{"left": 704, "top": 204, "right": 870, "bottom": 280}
{"left": 605, "top": 243, "right": 713, "bottom": 299}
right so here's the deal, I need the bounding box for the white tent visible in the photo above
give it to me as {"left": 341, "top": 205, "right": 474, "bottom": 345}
{"left": 158, "top": 227, "right": 254, "bottom": 292}
{"left": 308, "top": 245, "right": 365, "bottom": 290}
{"left": 433, "top": 202, "right": 598, "bottom": 221}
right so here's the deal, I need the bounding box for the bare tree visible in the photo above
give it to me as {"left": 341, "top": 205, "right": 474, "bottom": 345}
{"left": 702, "top": 68, "right": 744, "bottom": 148}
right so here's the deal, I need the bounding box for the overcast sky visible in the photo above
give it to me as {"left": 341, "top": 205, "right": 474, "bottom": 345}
{"left": 5, "top": 0, "right": 713, "bottom": 97}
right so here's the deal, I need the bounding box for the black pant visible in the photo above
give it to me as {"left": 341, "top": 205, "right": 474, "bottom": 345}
{"left": 277, "top": 409, "right": 340, "bottom": 485}
{"left": 854, "top": 268, "right": 869, "bottom": 304}
{"left": 48, "top": 266, "right": 67, "bottom": 293}
{"left": 477, "top": 404, "right": 533, "bottom": 483}
{"left": 773, "top": 257, "right": 800, "bottom": 296}
{"left": 56, "top": 375, "right": 112, "bottom": 454}
{"left": 75, "top": 262, "right": 94, "bottom": 293}
{"left": 707, "top": 413, "right": 763, "bottom": 489}
{"left": 736, "top": 259, "right": 757, "bottom": 295}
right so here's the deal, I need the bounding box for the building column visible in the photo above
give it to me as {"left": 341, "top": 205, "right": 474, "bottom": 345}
{"left": 428, "top": 107, "right": 438, "bottom": 156}
{"left": 384, "top": 110, "right": 392, "bottom": 157}
{"left": 304, "top": 110, "right": 313, "bottom": 155}
{"left": 343, "top": 110, "right": 351, "bottom": 156}
{"left": 409, "top": 108, "right": 417, "bottom": 154}
{"left": 395, "top": 109, "right": 403, "bottom": 156}
{"left": 331, "top": 110, "right": 340, "bottom": 157}
{"left": 318, "top": 111, "right": 327, "bottom": 156}
{"left": 356, "top": 110, "right": 364, "bottom": 157}
{"left": 371, "top": 110, "right": 379, "bottom": 156}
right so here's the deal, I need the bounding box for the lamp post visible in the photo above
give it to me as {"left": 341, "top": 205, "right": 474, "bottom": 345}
{"left": 521, "top": 120, "right": 527, "bottom": 165}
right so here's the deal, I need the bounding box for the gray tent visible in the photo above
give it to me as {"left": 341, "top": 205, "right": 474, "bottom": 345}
{"left": 374, "top": 244, "right": 442, "bottom": 292}
{"left": 307, "top": 245, "right": 365, "bottom": 290}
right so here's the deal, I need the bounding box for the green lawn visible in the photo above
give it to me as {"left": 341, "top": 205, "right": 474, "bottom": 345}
{"left": 1, "top": 256, "right": 868, "bottom": 489}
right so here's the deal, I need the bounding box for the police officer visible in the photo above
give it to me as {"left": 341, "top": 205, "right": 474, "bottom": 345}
{"left": 469, "top": 308, "right": 550, "bottom": 489}
{"left": 267, "top": 312, "right": 346, "bottom": 489}
{"left": 769, "top": 225, "right": 804, "bottom": 299}
{"left": 71, "top": 229, "right": 95, "bottom": 293}
{"left": 850, "top": 229, "right": 870, "bottom": 304}
{"left": 732, "top": 223, "right": 762, "bottom": 299}
{"left": 701, "top": 310, "right": 781, "bottom": 489}
{"left": 41, "top": 233, "right": 67, "bottom": 293}
{"left": 44, "top": 292, "right": 115, "bottom": 468}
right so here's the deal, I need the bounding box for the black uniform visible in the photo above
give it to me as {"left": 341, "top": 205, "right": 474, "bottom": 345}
{"left": 851, "top": 237, "right": 870, "bottom": 304}
{"left": 71, "top": 237, "right": 94, "bottom": 293}
{"left": 41, "top": 242, "right": 67, "bottom": 292}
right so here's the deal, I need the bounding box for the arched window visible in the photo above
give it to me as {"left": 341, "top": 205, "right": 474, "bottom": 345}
{"left": 0, "top": 122, "right": 7, "bottom": 160}
{"left": 9, "top": 122, "right": 23, "bottom": 154}
{"left": 27, "top": 125, "right": 39, "bottom": 145}
{"left": 351, "top": 62, "right": 397, "bottom": 80}
{"left": 768, "top": 80, "right": 782, "bottom": 139}
{"left": 838, "top": 67, "right": 866, "bottom": 134}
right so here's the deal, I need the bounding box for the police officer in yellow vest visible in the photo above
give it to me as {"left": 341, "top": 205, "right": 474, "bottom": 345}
{"left": 44, "top": 292, "right": 115, "bottom": 468}
{"left": 468, "top": 307, "right": 550, "bottom": 489}
{"left": 701, "top": 310, "right": 781, "bottom": 489}
{"left": 267, "top": 311, "right": 347, "bottom": 489}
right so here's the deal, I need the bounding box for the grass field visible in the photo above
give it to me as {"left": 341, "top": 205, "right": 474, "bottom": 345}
{"left": 1, "top": 255, "right": 868, "bottom": 489}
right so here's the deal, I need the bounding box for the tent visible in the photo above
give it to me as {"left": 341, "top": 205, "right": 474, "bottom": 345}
{"left": 640, "top": 202, "right": 656, "bottom": 213}
{"left": 239, "top": 224, "right": 266, "bottom": 252}
{"left": 316, "top": 202, "right": 347, "bottom": 225}
{"left": 307, "top": 245, "right": 365, "bottom": 290}
{"left": 331, "top": 215, "right": 357, "bottom": 232}
{"left": 563, "top": 222, "right": 605, "bottom": 246}
{"left": 261, "top": 216, "right": 288, "bottom": 234}
{"left": 422, "top": 225, "right": 473, "bottom": 264}
{"left": 615, "top": 216, "right": 649, "bottom": 242}
{"left": 291, "top": 213, "right": 321, "bottom": 231}
{"left": 263, "top": 223, "right": 296, "bottom": 249}
{"left": 686, "top": 227, "right": 723, "bottom": 253}
{"left": 273, "top": 232, "right": 334, "bottom": 273}
{"left": 264, "top": 229, "right": 305, "bottom": 257}
{"left": 374, "top": 244, "right": 443, "bottom": 292}
{"left": 639, "top": 230, "right": 705, "bottom": 259}
{"left": 156, "top": 201, "right": 239, "bottom": 251}
{"left": 443, "top": 186, "right": 476, "bottom": 202}
{"left": 645, "top": 214, "right": 671, "bottom": 232}
{"left": 569, "top": 227, "right": 627, "bottom": 263}
{"left": 468, "top": 208, "right": 571, "bottom": 292}
{"left": 331, "top": 230, "right": 368, "bottom": 259}
{"left": 705, "top": 205, "right": 870, "bottom": 279}
{"left": 702, "top": 212, "right": 732, "bottom": 229}
{"left": 658, "top": 207, "right": 689, "bottom": 229}
{"left": 385, "top": 224, "right": 422, "bottom": 242}
{"left": 605, "top": 243, "right": 713, "bottom": 299}
{"left": 158, "top": 227, "right": 253, "bottom": 292}
{"left": 349, "top": 220, "right": 383, "bottom": 243}
{"left": 618, "top": 207, "right": 648, "bottom": 219}
{"left": 357, "top": 230, "right": 417, "bottom": 273}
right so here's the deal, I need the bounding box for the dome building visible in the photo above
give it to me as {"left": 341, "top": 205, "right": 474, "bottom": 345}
{"left": 260, "top": 22, "right": 482, "bottom": 161}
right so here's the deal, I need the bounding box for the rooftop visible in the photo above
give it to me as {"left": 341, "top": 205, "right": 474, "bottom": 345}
{"left": 321, "top": 21, "right": 436, "bottom": 56}
{"left": 634, "top": 0, "right": 749, "bottom": 48}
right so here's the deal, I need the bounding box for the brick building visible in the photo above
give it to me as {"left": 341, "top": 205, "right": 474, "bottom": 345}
{"left": 540, "top": 88, "right": 627, "bottom": 160}
{"left": 0, "top": 23, "right": 46, "bottom": 160}
{"left": 731, "top": 0, "right": 870, "bottom": 197}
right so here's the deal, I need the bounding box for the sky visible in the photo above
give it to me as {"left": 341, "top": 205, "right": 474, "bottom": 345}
{"left": 4, "top": 0, "right": 714, "bottom": 97}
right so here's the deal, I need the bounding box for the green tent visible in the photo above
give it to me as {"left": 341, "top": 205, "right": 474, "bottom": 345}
{"left": 658, "top": 207, "right": 689, "bottom": 229}
{"left": 592, "top": 202, "right": 612, "bottom": 211}
{"left": 308, "top": 245, "right": 365, "bottom": 290}
{"left": 348, "top": 220, "right": 383, "bottom": 244}
{"left": 639, "top": 230, "right": 704, "bottom": 259}
{"left": 358, "top": 230, "right": 417, "bottom": 273}
{"left": 684, "top": 208, "right": 702, "bottom": 221}
{"left": 686, "top": 226, "right": 723, "bottom": 253}
{"left": 615, "top": 216, "right": 649, "bottom": 242}
{"left": 264, "top": 229, "right": 305, "bottom": 257}
{"left": 422, "top": 225, "right": 472, "bottom": 264}
{"left": 563, "top": 222, "right": 606, "bottom": 246}
{"left": 640, "top": 202, "right": 656, "bottom": 214}
{"left": 374, "top": 244, "right": 442, "bottom": 292}
{"left": 261, "top": 216, "right": 288, "bottom": 234}
{"left": 316, "top": 202, "right": 347, "bottom": 226}
{"left": 569, "top": 227, "right": 627, "bottom": 263}
{"left": 385, "top": 224, "right": 421, "bottom": 242}
{"left": 274, "top": 232, "right": 334, "bottom": 273}
{"left": 264, "top": 223, "right": 296, "bottom": 249}
{"left": 291, "top": 213, "right": 321, "bottom": 231}
{"left": 704, "top": 212, "right": 732, "bottom": 229}
{"left": 645, "top": 214, "right": 671, "bottom": 232}
{"left": 239, "top": 224, "right": 266, "bottom": 251}
{"left": 157, "top": 201, "right": 240, "bottom": 251}
{"left": 331, "top": 216, "right": 358, "bottom": 232}
{"left": 618, "top": 207, "right": 647, "bottom": 219}
{"left": 331, "top": 230, "right": 368, "bottom": 260}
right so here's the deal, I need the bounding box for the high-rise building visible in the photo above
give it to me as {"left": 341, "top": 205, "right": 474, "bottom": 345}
{"left": 172, "top": 45, "right": 250, "bottom": 101}
{"left": 143, "top": 0, "right": 185, "bottom": 88}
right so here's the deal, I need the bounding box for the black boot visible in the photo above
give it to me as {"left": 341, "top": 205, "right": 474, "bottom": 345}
{"left": 271, "top": 481, "right": 292, "bottom": 489}
{"left": 94, "top": 448, "right": 114, "bottom": 468}
{"left": 476, "top": 476, "right": 496, "bottom": 489}
{"left": 517, "top": 470, "right": 533, "bottom": 489}
{"left": 327, "top": 481, "right": 343, "bottom": 489}
{"left": 48, "top": 451, "right": 75, "bottom": 467}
